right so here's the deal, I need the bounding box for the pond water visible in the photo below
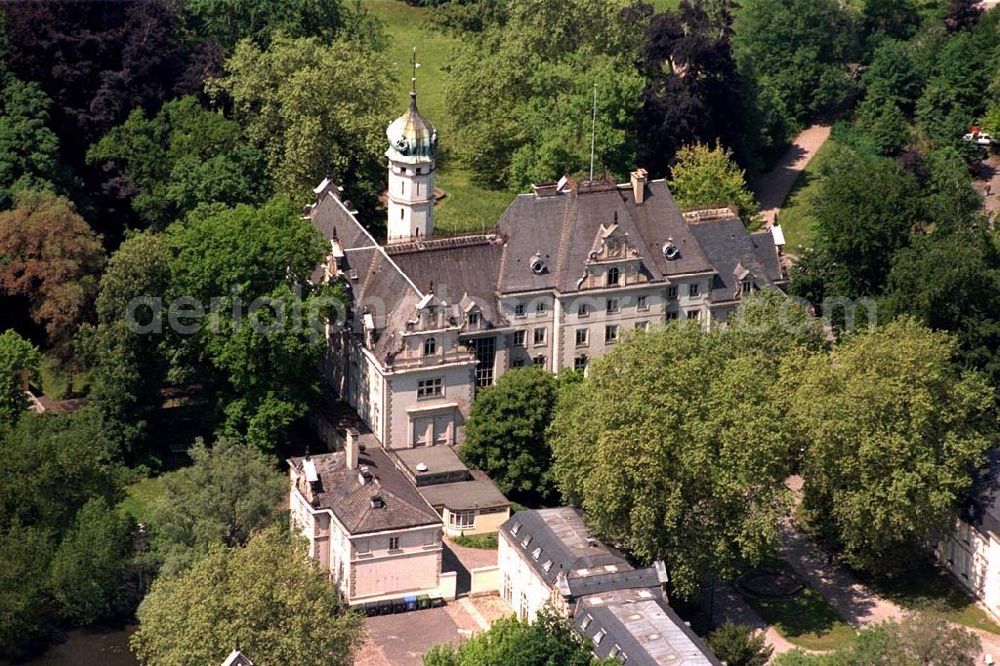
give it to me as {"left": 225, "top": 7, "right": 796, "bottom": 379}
{"left": 22, "top": 627, "right": 136, "bottom": 666}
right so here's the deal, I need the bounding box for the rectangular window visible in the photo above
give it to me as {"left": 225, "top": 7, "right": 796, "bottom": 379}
{"left": 469, "top": 336, "right": 496, "bottom": 388}
{"left": 578, "top": 303, "right": 590, "bottom": 317}
{"left": 637, "top": 295, "right": 648, "bottom": 310}
{"left": 511, "top": 330, "right": 526, "bottom": 347}
{"left": 536, "top": 301, "right": 546, "bottom": 314}
{"left": 666, "top": 285, "right": 678, "bottom": 300}
{"left": 689, "top": 283, "right": 700, "bottom": 298}
{"left": 687, "top": 310, "right": 700, "bottom": 320}
{"left": 388, "top": 536, "right": 400, "bottom": 551}
{"left": 635, "top": 321, "right": 649, "bottom": 331}
{"left": 533, "top": 327, "right": 546, "bottom": 345}
{"left": 514, "top": 303, "right": 526, "bottom": 317}
{"left": 666, "top": 311, "right": 679, "bottom": 320}
{"left": 574, "top": 356, "right": 588, "bottom": 372}
{"left": 575, "top": 328, "right": 589, "bottom": 347}
{"left": 449, "top": 510, "right": 475, "bottom": 529}
{"left": 606, "top": 298, "right": 620, "bottom": 314}
{"left": 512, "top": 358, "right": 526, "bottom": 368}
{"left": 467, "top": 311, "right": 480, "bottom": 327}
{"left": 417, "top": 378, "right": 443, "bottom": 399}
{"left": 605, "top": 325, "right": 619, "bottom": 343}
{"left": 533, "top": 355, "right": 546, "bottom": 368}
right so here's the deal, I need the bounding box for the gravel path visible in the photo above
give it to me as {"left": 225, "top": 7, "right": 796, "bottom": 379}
{"left": 751, "top": 125, "right": 832, "bottom": 226}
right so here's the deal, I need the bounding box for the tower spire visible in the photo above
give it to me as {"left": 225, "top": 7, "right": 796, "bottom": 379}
{"left": 410, "top": 47, "right": 418, "bottom": 109}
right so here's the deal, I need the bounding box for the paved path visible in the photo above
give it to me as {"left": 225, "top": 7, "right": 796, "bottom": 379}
{"left": 975, "top": 154, "right": 1000, "bottom": 226}
{"left": 710, "top": 579, "right": 799, "bottom": 658}
{"left": 750, "top": 124, "right": 832, "bottom": 226}
{"left": 778, "top": 476, "right": 1000, "bottom": 663}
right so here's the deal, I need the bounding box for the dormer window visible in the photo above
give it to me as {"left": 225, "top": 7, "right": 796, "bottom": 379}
{"left": 607, "top": 267, "right": 620, "bottom": 286}
{"left": 423, "top": 337, "right": 437, "bottom": 355}
{"left": 742, "top": 278, "right": 755, "bottom": 295}
{"left": 514, "top": 303, "right": 526, "bottom": 317}
{"left": 467, "top": 311, "right": 481, "bottom": 327}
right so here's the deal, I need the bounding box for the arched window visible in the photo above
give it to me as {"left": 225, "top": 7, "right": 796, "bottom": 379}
{"left": 423, "top": 337, "right": 437, "bottom": 355}
{"left": 607, "top": 267, "right": 620, "bottom": 286}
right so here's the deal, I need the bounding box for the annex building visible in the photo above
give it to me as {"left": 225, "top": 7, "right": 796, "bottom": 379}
{"left": 306, "top": 81, "right": 787, "bottom": 452}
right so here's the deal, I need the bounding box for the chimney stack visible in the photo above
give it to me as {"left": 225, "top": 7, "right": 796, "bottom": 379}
{"left": 630, "top": 168, "right": 647, "bottom": 204}
{"left": 345, "top": 428, "right": 360, "bottom": 470}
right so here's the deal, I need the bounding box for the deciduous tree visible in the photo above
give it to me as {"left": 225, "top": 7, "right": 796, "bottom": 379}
{"left": 88, "top": 96, "right": 269, "bottom": 229}
{"left": 460, "top": 367, "right": 569, "bottom": 503}
{"left": 131, "top": 526, "right": 364, "bottom": 666}
{"left": 152, "top": 438, "right": 285, "bottom": 575}
{"left": 423, "top": 608, "right": 599, "bottom": 666}
{"left": 551, "top": 299, "right": 808, "bottom": 596}
{"left": 0, "top": 192, "right": 105, "bottom": 352}
{"left": 669, "top": 143, "right": 761, "bottom": 226}
{"left": 0, "top": 329, "right": 39, "bottom": 429}
{"left": 209, "top": 33, "right": 393, "bottom": 212}
{"left": 785, "top": 318, "right": 993, "bottom": 574}
{"left": 0, "top": 77, "right": 60, "bottom": 209}
{"left": 48, "top": 497, "right": 134, "bottom": 625}
{"left": 707, "top": 622, "right": 772, "bottom": 666}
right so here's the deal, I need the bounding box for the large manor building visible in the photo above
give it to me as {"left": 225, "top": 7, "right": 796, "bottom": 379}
{"left": 306, "top": 81, "right": 787, "bottom": 451}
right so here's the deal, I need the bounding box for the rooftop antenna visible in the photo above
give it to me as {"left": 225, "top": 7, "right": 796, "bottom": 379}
{"left": 589, "top": 84, "right": 597, "bottom": 182}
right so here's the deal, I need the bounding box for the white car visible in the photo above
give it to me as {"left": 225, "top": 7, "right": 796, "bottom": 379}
{"left": 963, "top": 131, "right": 994, "bottom": 146}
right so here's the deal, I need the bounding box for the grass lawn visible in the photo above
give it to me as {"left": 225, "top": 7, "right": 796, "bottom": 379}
{"left": 740, "top": 560, "right": 857, "bottom": 651}
{"left": 119, "top": 474, "right": 172, "bottom": 524}
{"left": 774, "top": 139, "right": 838, "bottom": 254}
{"left": 451, "top": 532, "right": 498, "bottom": 549}
{"left": 864, "top": 562, "right": 1000, "bottom": 634}
{"left": 368, "top": 0, "right": 515, "bottom": 234}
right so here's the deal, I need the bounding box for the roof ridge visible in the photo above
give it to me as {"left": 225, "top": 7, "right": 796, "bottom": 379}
{"left": 329, "top": 193, "right": 424, "bottom": 298}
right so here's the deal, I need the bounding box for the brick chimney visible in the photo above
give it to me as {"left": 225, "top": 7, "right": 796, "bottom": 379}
{"left": 345, "top": 428, "right": 360, "bottom": 470}
{"left": 630, "top": 168, "right": 647, "bottom": 204}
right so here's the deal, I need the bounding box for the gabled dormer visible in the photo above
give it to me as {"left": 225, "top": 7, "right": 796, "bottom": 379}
{"left": 577, "top": 212, "right": 646, "bottom": 290}
{"left": 735, "top": 262, "right": 757, "bottom": 298}
{"left": 459, "top": 293, "right": 483, "bottom": 330}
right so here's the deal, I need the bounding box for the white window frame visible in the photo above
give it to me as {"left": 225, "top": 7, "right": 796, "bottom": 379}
{"left": 417, "top": 377, "right": 444, "bottom": 399}
{"left": 605, "top": 325, "right": 619, "bottom": 343}
{"left": 533, "top": 327, "right": 546, "bottom": 346}
{"left": 449, "top": 510, "right": 475, "bottom": 529}
{"left": 575, "top": 328, "right": 589, "bottom": 347}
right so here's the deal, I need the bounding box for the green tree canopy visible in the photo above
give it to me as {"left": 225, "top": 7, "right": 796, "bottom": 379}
{"left": 0, "top": 76, "right": 60, "bottom": 209}
{"left": 152, "top": 438, "right": 286, "bottom": 575}
{"left": 0, "top": 408, "right": 123, "bottom": 532}
{"left": 0, "top": 522, "right": 53, "bottom": 659}
{"left": 444, "top": 0, "right": 646, "bottom": 190}
{"left": 669, "top": 143, "right": 762, "bottom": 226}
{"left": 785, "top": 318, "right": 993, "bottom": 574}
{"left": 179, "top": 0, "right": 350, "bottom": 51}
{"left": 551, "top": 293, "right": 817, "bottom": 597}
{"left": 791, "top": 146, "right": 919, "bottom": 302}
{"left": 209, "top": 33, "right": 393, "bottom": 213}
{"left": 160, "top": 197, "right": 337, "bottom": 449}
{"left": 423, "top": 608, "right": 601, "bottom": 666}
{"left": 460, "top": 367, "right": 570, "bottom": 504}
{"left": 47, "top": 497, "right": 134, "bottom": 625}
{"left": 0, "top": 329, "right": 40, "bottom": 429}
{"left": 733, "top": 0, "right": 853, "bottom": 126}
{"left": 131, "top": 526, "right": 364, "bottom": 666}
{"left": 83, "top": 230, "right": 172, "bottom": 456}
{"left": 88, "top": 96, "right": 270, "bottom": 229}
{"left": 706, "top": 622, "right": 772, "bottom": 666}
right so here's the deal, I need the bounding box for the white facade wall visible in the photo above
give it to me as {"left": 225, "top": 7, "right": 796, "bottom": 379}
{"left": 290, "top": 477, "right": 444, "bottom": 604}
{"left": 387, "top": 160, "right": 435, "bottom": 241}
{"left": 386, "top": 363, "right": 475, "bottom": 448}
{"left": 939, "top": 518, "right": 1000, "bottom": 621}
{"left": 498, "top": 530, "right": 558, "bottom": 622}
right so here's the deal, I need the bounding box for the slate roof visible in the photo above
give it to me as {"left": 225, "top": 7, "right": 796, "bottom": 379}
{"left": 574, "top": 590, "right": 722, "bottom": 665}
{"left": 289, "top": 448, "right": 440, "bottom": 535}
{"left": 389, "top": 239, "right": 506, "bottom": 327}
{"left": 687, "top": 216, "right": 785, "bottom": 304}
{"left": 307, "top": 177, "right": 785, "bottom": 363}
{"left": 501, "top": 508, "right": 653, "bottom": 593}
